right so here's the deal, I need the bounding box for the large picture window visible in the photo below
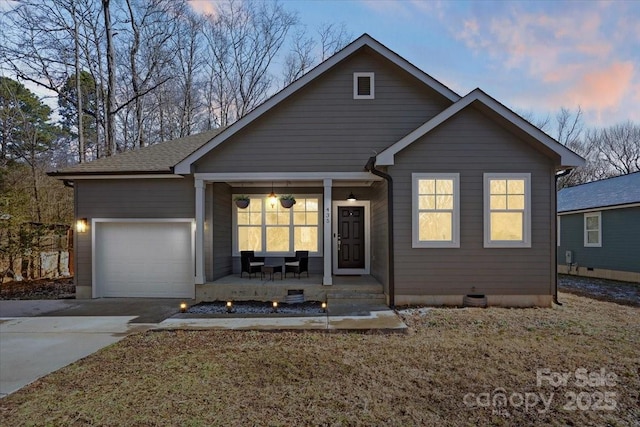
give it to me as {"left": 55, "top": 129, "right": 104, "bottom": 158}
{"left": 484, "top": 173, "right": 531, "bottom": 248}
{"left": 234, "top": 195, "right": 320, "bottom": 255}
{"left": 412, "top": 173, "right": 460, "bottom": 248}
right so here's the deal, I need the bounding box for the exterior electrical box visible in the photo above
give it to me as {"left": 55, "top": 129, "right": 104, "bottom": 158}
{"left": 565, "top": 250, "right": 573, "bottom": 264}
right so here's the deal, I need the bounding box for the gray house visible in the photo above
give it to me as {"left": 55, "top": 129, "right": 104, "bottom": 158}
{"left": 50, "top": 34, "right": 584, "bottom": 307}
{"left": 558, "top": 172, "right": 640, "bottom": 283}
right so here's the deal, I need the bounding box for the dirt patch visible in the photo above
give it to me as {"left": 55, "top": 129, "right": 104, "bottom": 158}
{"left": 558, "top": 274, "right": 640, "bottom": 307}
{"left": 1, "top": 292, "right": 638, "bottom": 426}
{"left": 0, "top": 277, "right": 75, "bottom": 300}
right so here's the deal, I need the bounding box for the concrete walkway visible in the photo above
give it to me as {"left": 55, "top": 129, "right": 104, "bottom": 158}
{"left": 157, "top": 310, "right": 406, "bottom": 331}
{"left": 0, "top": 316, "right": 155, "bottom": 398}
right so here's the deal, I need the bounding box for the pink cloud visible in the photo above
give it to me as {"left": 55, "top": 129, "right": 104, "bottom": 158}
{"left": 187, "top": 0, "right": 218, "bottom": 18}
{"left": 561, "top": 62, "right": 634, "bottom": 110}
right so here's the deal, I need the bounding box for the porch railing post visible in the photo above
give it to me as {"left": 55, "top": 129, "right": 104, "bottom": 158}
{"left": 323, "top": 178, "right": 333, "bottom": 285}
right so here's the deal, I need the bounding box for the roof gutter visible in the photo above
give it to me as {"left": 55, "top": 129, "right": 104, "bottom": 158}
{"left": 553, "top": 169, "right": 573, "bottom": 306}
{"left": 364, "top": 156, "right": 394, "bottom": 308}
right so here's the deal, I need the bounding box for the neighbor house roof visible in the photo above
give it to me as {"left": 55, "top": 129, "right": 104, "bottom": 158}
{"left": 376, "top": 88, "right": 585, "bottom": 169}
{"left": 49, "top": 129, "right": 222, "bottom": 177}
{"left": 557, "top": 172, "right": 640, "bottom": 213}
{"left": 173, "top": 33, "right": 461, "bottom": 174}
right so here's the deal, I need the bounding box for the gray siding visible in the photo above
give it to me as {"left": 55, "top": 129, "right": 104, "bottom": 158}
{"left": 211, "top": 183, "right": 232, "bottom": 280}
{"left": 390, "top": 107, "right": 556, "bottom": 296}
{"left": 75, "top": 178, "right": 195, "bottom": 289}
{"left": 558, "top": 207, "right": 640, "bottom": 273}
{"left": 194, "top": 48, "right": 452, "bottom": 173}
{"left": 370, "top": 180, "right": 389, "bottom": 293}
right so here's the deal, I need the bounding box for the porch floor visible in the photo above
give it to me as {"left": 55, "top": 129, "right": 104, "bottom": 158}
{"left": 196, "top": 274, "right": 386, "bottom": 306}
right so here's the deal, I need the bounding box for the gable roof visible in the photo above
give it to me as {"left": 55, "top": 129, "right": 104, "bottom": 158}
{"left": 49, "top": 129, "right": 222, "bottom": 177}
{"left": 173, "top": 34, "right": 461, "bottom": 174}
{"left": 558, "top": 172, "right": 640, "bottom": 213}
{"left": 376, "top": 88, "right": 585, "bottom": 169}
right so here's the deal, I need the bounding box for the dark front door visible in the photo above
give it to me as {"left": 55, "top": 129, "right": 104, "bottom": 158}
{"left": 338, "top": 206, "right": 365, "bottom": 269}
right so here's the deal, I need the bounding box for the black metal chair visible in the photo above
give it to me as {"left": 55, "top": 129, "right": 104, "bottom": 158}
{"left": 240, "top": 251, "right": 264, "bottom": 278}
{"left": 284, "top": 250, "right": 309, "bottom": 278}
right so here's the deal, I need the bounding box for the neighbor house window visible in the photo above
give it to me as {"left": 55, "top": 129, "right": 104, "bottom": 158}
{"left": 234, "top": 195, "right": 320, "bottom": 255}
{"left": 412, "top": 173, "right": 460, "bottom": 248}
{"left": 353, "top": 72, "right": 374, "bottom": 99}
{"left": 484, "top": 173, "right": 531, "bottom": 248}
{"left": 584, "top": 212, "right": 601, "bottom": 247}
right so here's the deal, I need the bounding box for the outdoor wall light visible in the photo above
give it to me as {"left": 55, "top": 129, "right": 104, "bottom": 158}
{"left": 347, "top": 192, "right": 357, "bottom": 202}
{"left": 272, "top": 301, "right": 278, "bottom": 313}
{"left": 226, "top": 301, "right": 233, "bottom": 313}
{"left": 180, "top": 302, "right": 188, "bottom": 313}
{"left": 76, "top": 218, "right": 88, "bottom": 233}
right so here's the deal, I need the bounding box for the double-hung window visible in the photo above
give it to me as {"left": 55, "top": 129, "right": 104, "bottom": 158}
{"left": 235, "top": 195, "right": 320, "bottom": 255}
{"left": 412, "top": 173, "right": 460, "bottom": 248}
{"left": 484, "top": 173, "right": 531, "bottom": 248}
{"left": 584, "top": 212, "right": 601, "bottom": 247}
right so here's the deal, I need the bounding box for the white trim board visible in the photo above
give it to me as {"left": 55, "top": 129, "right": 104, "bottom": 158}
{"left": 194, "top": 172, "right": 383, "bottom": 182}
{"left": 558, "top": 202, "right": 640, "bottom": 215}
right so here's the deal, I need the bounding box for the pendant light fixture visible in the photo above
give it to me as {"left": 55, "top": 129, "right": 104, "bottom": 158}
{"left": 268, "top": 182, "right": 278, "bottom": 208}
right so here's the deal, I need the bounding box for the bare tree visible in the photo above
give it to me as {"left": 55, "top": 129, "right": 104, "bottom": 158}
{"left": 203, "top": 0, "right": 297, "bottom": 126}
{"left": 589, "top": 121, "right": 640, "bottom": 176}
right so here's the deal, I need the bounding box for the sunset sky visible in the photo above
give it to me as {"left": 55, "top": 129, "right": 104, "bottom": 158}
{"left": 3, "top": 0, "right": 638, "bottom": 130}
{"left": 191, "top": 0, "right": 639, "bottom": 129}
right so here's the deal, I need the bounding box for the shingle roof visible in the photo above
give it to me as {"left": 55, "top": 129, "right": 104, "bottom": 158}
{"left": 49, "top": 129, "right": 222, "bottom": 176}
{"left": 557, "top": 172, "right": 640, "bottom": 213}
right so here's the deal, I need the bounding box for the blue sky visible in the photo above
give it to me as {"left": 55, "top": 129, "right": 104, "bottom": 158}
{"left": 277, "top": 0, "right": 640, "bottom": 129}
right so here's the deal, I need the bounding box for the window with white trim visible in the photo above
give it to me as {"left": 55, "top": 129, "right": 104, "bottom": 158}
{"left": 353, "top": 72, "right": 374, "bottom": 99}
{"left": 484, "top": 173, "right": 531, "bottom": 248}
{"left": 412, "top": 173, "right": 460, "bottom": 248}
{"left": 234, "top": 195, "right": 320, "bottom": 255}
{"left": 584, "top": 212, "right": 601, "bottom": 247}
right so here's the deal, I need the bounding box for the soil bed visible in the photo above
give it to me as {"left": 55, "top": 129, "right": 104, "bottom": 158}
{"left": 185, "top": 300, "right": 325, "bottom": 316}
{"left": 0, "top": 277, "right": 75, "bottom": 300}
{"left": 558, "top": 274, "right": 639, "bottom": 306}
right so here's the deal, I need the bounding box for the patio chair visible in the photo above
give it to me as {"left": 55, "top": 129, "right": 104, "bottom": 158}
{"left": 284, "top": 250, "right": 309, "bottom": 279}
{"left": 240, "top": 251, "right": 264, "bottom": 278}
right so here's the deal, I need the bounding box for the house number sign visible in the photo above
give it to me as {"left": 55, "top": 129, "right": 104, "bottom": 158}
{"left": 325, "top": 207, "right": 331, "bottom": 224}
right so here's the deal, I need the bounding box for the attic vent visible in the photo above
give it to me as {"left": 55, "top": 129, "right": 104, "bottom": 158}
{"left": 353, "top": 72, "right": 375, "bottom": 99}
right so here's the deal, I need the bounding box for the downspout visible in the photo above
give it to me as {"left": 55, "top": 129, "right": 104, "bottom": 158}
{"left": 63, "top": 180, "right": 74, "bottom": 188}
{"left": 364, "top": 156, "right": 394, "bottom": 307}
{"left": 553, "top": 169, "right": 572, "bottom": 306}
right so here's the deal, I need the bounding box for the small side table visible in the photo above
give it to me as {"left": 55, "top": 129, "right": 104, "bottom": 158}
{"left": 261, "top": 265, "right": 283, "bottom": 281}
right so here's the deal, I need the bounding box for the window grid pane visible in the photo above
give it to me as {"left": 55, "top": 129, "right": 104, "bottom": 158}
{"left": 489, "top": 178, "right": 526, "bottom": 242}
{"left": 236, "top": 195, "right": 320, "bottom": 254}
{"left": 417, "top": 178, "right": 454, "bottom": 242}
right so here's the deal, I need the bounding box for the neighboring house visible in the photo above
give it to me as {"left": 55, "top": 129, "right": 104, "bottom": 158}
{"left": 557, "top": 172, "right": 640, "bottom": 283}
{"left": 50, "top": 34, "right": 584, "bottom": 307}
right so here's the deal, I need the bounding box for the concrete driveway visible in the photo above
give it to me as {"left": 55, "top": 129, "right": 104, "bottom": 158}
{"left": 0, "top": 298, "right": 186, "bottom": 398}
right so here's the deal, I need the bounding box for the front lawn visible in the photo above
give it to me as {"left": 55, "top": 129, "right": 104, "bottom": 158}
{"left": 1, "top": 292, "right": 638, "bottom": 426}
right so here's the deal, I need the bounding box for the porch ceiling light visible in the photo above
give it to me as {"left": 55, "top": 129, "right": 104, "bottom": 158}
{"left": 268, "top": 182, "right": 278, "bottom": 208}
{"left": 347, "top": 192, "right": 357, "bottom": 202}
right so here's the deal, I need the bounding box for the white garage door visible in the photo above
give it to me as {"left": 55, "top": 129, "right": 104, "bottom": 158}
{"left": 94, "top": 221, "right": 194, "bottom": 298}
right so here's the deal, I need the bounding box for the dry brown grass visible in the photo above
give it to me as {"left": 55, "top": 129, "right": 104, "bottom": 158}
{"left": 1, "top": 292, "right": 638, "bottom": 426}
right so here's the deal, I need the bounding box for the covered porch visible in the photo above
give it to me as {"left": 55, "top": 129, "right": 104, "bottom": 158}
{"left": 193, "top": 172, "right": 389, "bottom": 303}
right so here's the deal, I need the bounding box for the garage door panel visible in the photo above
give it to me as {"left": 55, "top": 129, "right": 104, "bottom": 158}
{"left": 95, "top": 222, "right": 194, "bottom": 298}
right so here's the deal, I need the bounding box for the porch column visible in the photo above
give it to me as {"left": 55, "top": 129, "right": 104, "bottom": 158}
{"left": 195, "top": 179, "right": 205, "bottom": 284}
{"left": 323, "top": 178, "right": 333, "bottom": 285}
